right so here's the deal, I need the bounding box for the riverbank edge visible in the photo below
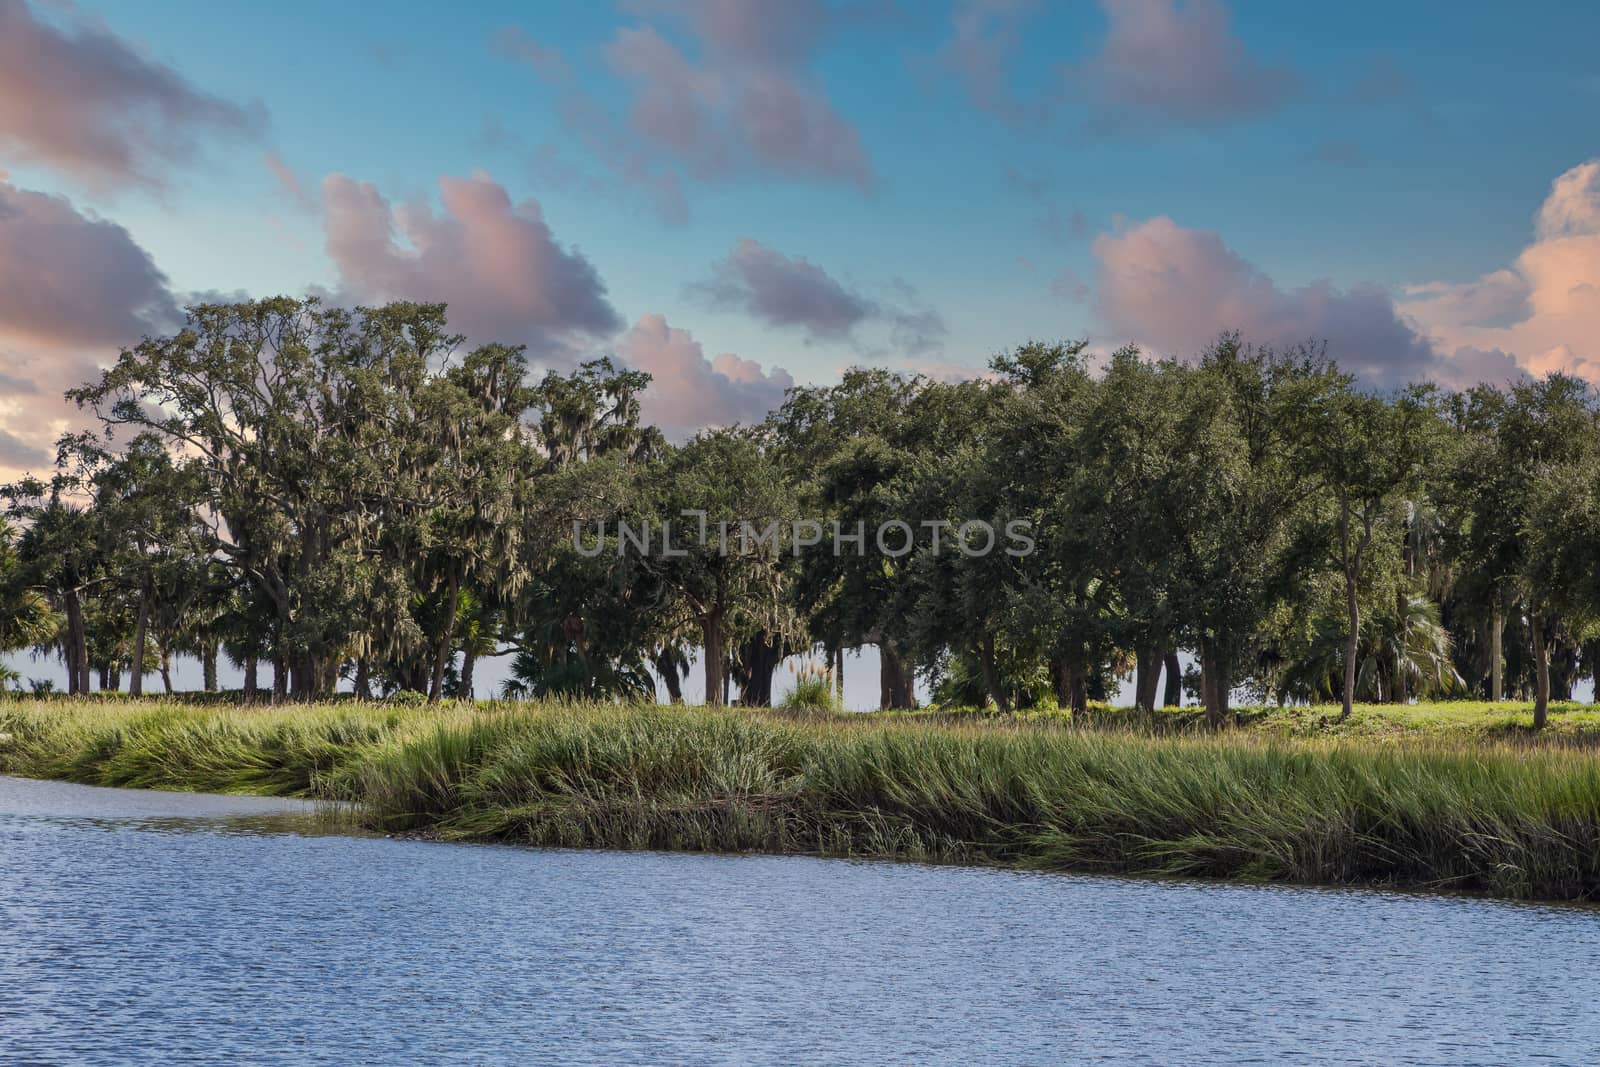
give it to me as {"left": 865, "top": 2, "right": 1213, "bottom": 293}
{"left": 5, "top": 699, "right": 1600, "bottom": 902}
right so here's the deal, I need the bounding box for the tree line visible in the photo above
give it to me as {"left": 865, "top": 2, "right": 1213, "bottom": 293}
{"left": 2, "top": 297, "right": 1598, "bottom": 728}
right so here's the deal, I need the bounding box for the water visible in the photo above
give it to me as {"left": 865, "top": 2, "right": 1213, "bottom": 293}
{"left": 2, "top": 775, "right": 1597, "bottom": 1066}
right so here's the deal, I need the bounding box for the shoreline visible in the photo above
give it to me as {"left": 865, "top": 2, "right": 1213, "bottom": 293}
{"left": 5, "top": 698, "right": 1600, "bottom": 902}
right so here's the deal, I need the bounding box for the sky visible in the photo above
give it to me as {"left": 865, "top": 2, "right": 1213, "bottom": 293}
{"left": 3, "top": 0, "right": 1600, "bottom": 702}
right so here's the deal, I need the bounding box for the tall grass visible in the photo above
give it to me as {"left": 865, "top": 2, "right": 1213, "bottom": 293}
{"left": 5, "top": 699, "right": 1600, "bottom": 900}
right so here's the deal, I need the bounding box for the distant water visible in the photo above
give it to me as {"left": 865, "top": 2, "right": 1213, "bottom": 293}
{"left": 3, "top": 774, "right": 1598, "bottom": 1066}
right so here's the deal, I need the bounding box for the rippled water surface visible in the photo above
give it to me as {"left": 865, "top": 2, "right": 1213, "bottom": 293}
{"left": 3, "top": 774, "right": 1598, "bottom": 1066}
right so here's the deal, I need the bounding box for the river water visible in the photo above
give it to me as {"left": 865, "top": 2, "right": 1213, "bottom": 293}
{"left": 2, "top": 774, "right": 1597, "bottom": 1066}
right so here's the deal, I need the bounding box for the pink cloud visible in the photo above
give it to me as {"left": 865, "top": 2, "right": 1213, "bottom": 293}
{"left": 0, "top": 0, "right": 264, "bottom": 190}
{"left": 0, "top": 181, "right": 178, "bottom": 350}
{"left": 617, "top": 313, "right": 793, "bottom": 439}
{"left": 0, "top": 178, "right": 180, "bottom": 477}
{"left": 1091, "top": 214, "right": 1520, "bottom": 388}
{"left": 321, "top": 171, "right": 622, "bottom": 362}
{"left": 264, "top": 153, "right": 315, "bottom": 212}
{"left": 1402, "top": 160, "right": 1600, "bottom": 383}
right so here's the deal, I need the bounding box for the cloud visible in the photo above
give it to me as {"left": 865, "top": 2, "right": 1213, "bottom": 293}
{"left": 1072, "top": 0, "right": 1296, "bottom": 129}
{"left": 0, "top": 427, "right": 50, "bottom": 469}
{"left": 605, "top": 15, "right": 871, "bottom": 188}
{"left": 1002, "top": 166, "right": 1089, "bottom": 244}
{"left": 0, "top": 178, "right": 181, "bottom": 477}
{"left": 1090, "top": 214, "right": 1521, "bottom": 389}
{"left": 1401, "top": 160, "right": 1600, "bottom": 383}
{"left": 321, "top": 171, "right": 623, "bottom": 362}
{"left": 933, "top": 0, "right": 1041, "bottom": 123}
{"left": 0, "top": 181, "right": 180, "bottom": 350}
{"left": 498, "top": 1, "right": 873, "bottom": 221}
{"left": 690, "top": 238, "right": 945, "bottom": 352}
{"left": 493, "top": 26, "right": 571, "bottom": 83}
{"left": 264, "top": 153, "right": 315, "bottom": 212}
{"left": 616, "top": 312, "right": 793, "bottom": 439}
{"left": 0, "top": 0, "right": 264, "bottom": 190}
{"left": 691, "top": 238, "right": 871, "bottom": 340}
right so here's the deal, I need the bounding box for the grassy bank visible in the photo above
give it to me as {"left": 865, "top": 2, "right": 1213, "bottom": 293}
{"left": 5, "top": 698, "right": 1600, "bottom": 901}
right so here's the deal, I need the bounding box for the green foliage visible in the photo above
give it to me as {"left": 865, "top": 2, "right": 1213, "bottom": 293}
{"left": 3, "top": 296, "right": 1596, "bottom": 731}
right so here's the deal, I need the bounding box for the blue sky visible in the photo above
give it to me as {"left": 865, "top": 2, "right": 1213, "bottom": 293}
{"left": 4, "top": 0, "right": 1600, "bottom": 702}
{"left": 5, "top": 0, "right": 1600, "bottom": 454}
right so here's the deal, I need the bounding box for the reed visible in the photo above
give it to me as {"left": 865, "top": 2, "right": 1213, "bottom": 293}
{"left": 5, "top": 698, "right": 1600, "bottom": 900}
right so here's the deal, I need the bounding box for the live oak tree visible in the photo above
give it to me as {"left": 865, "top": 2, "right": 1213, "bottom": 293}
{"left": 771, "top": 368, "right": 926, "bottom": 709}
{"left": 1285, "top": 377, "right": 1438, "bottom": 721}
{"left": 1159, "top": 339, "right": 1319, "bottom": 729}
{"left": 645, "top": 428, "right": 798, "bottom": 707}
{"left": 70, "top": 298, "right": 457, "bottom": 699}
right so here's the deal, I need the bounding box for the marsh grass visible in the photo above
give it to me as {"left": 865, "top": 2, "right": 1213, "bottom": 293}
{"left": 5, "top": 698, "right": 1600, "bottom": 900}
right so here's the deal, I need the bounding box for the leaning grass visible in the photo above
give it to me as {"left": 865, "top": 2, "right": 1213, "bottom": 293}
{"left": 5, "top": 698, "right": 1600, "bottom": 901}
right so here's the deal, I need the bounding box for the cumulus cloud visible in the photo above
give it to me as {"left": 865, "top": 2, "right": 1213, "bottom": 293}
{"left": 1073, "top": 0, "right": 1296, "bottom": 128}
{"left": 321, "top": 171, "right": 622, "bottom": 362}
{"left": 689, "top": 238, "right": 945, "bottom": 352}
{"left": 1090, "top": 215, "right": 1522, "bottom": 389}
{"left": 616, "top": 312, "right": 794, "bottom": 439}
{"left": 0, "top": 181, "right": 180, "bottom": 350}
{"left": 0, "top": 179, "right": 181, "bottom": 477}
{"left": 0, "top": 0, "right": 264, "bottom": 190}
{"left": 1401, "top": 160, "right": 1600, "bottom": 383}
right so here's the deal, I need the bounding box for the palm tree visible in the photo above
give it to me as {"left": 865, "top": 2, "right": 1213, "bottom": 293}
{"left": 1278, "top": 593, "right": 1462, "bottom": 704}
{"left": 0, "top": 518, "right": 60, "bottom": 662}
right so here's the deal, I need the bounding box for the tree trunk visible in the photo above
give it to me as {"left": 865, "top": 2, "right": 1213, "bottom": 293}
{"left": 159, "top": 650, "right": 173, "bottom": 695}
{"left": 429, "top": 571, "right": 461, "bottom": 705}
{"left": 737, "top": 631, "right": 781, "bottom": 707}
{"left": 243, "top": 656, "right": 259, "bottom": 702}
{"left": 978, "top": 635, "right": 1009, "bottom": 714}
{"left": 1050, "top": 654, "right": 1085, "bottom": 717}
{"left": 63, "top": 588, "right": 88, "bottom": 695}
{"left": 656, "top": 649, "right": 683, "bottom": 704}
{"left": 129, "top": 593, "right": 149, "bottom": 697}
{"left": 1394, "top": 587, "right": 1411, "bottom": 705}
{"left": 1490, "top": 605, "right": 1505, "bottom": 702}
{"left": 879, "top": 640, "right": 915, "bottom": 710}
{"left": 202, "top": 641, "right": 218, "bottom": 692}
{"left": 702, "top": 612, "right": 725, "bottom": 708}
{"left": 1340, "top": 571, "right": 1360, "bottom": 722}
{"left": 1532, "top": 615, "right": 1550, "bottom": 730}
{"left": 1134, "top": 643, "right": 1160, "bottom": 712}
{"left": 1200, "top": 642, "right": 1229, "bottom": 729}
{"left": 354, "top": 657, "right": 371, "bottom": 700}
{"left": 108, "top": 666, "right": 120, "bottom": 692}
{"left": 1162, "top": 649, "right": 1182, "bottom": 707}
{"left": 272, "top": 650, "right": 288, "bottom": 702}
{"left": 459, "top": 648, "right": 477, "bottom": 701}
{"left": 833, "top": 645, "right": 844, "bottom": 705}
